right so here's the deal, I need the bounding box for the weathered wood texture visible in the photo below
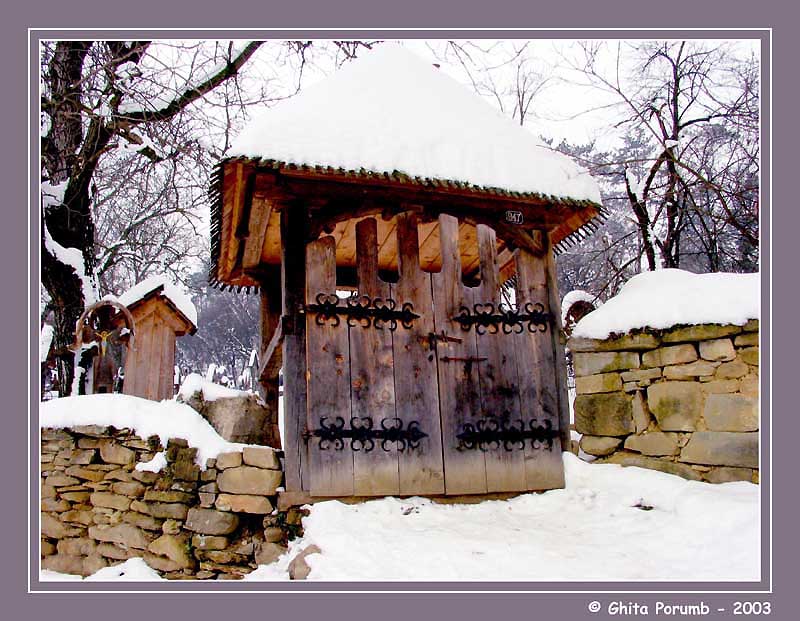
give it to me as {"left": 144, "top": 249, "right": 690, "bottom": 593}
{"left": 392, "top": 213, "right": 445, "bottom": 495}
{"left": 350, "top": 219, "right": 399, "bottom": 495}
{"left": 280, "top": 205, "right": 309, "bottom": 492}
{"left": 305, "top": 235, "right": 354, "bottom": 496}
{"left": 513, "top": 244, "right": 566, "bottom": 489}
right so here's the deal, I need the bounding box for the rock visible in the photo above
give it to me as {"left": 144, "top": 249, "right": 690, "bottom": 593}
{"left": 41, "top": 513, "right": 81, "bottom": 539}
{"left": 574, "top": 372, "right": 623, "bottom": 395}
{"left": 215, "top": 493, "right": 274, "bottom": 514}
{"left": 631, "top": 391, "right": 652, "bottom": 434}
{"left": 191, "top": 534, "right": 229, "bottom": 551}
{"left": 64, "top": 466, "right": 106, "bottom": 482}
{"left": 96, "top": 543, "right": 134, "bottom": 560}
{"left": 41, "top": 553, "right": 87, "bottom": 576}
{"left": 200, "top": 468, "right": 218, "bottom": 482}
{"left": 99, "top": 441, "right": 136, "bottom": 465}
{"left": 61, "top": 509, "right": 94, "bottom": 526}
{"left": 111, "top": 481, "right": 145, "bottom": 498}
{"left": 264, "top": 527, "right": 284, "bottom": 543}
{"left": 578, "top": 435, "right": 622, "bottom": 456}
{"left": 144, "top": 490, "right": 194, "bottom": 504}
{"left": 142, "top": 552, "right": 186, "bottom": 573}
{"left": 60, "top": 491, "right": 91, "bottom": 503}
{"left": 69, "top": 449, "right": 97, "bottom": 464}
{"left": 623, "top": 382, "right": 639, "bottom": 392}
{"left": 198, "top": 482, "right": 218, "bottom": 493}
{"left": 641, "top": 344, "right": 697, "bottom": 368}
{"left": 662, "top": 360, "right": 718, "bottom": 380}
{"left": 715, "top": 358, "right": 749, "bottom": 379}
{"left": 41, "top": 539, "right": 57, "bottom": 556}
{"left": 255, "top": 542, "right": 287, "bottom": 565}
{"left": 217, "top": 466, "right": 282, "bottom": 496}
{"left": 742, "top": 319, "right": 758, "bottom": 332}
{"left": 599, "top": 453, "right": 703, "bottom": 481}
{"left": 88, "top": 523, "right": 154, "bottom": 550}
{"left": 171, "top": 458, "right": 200, "bottom": 482}
{"left": 42, "top": 498, "right": 71, "bottom": 512}
{"left": 740, "top": 375, "right": 759, "bottom": 396}
{"left": 739, "top": 347, "right": 759, "bottom": 366}
{"left": 679, "top": 432, "right": 758, "bottom": 468}
{"left": 215, "top": 452, "right": 243, "bottom": 470}
{"left": 148, "top": 534, "right": 192, "bottom": 568}
{"left": 703, "top": 394, "right": 758, "bottom": 431}
{"left": 662, "top": 324, "right": 741, "bottom": 343}
{"left": 620, "top": 368, "right": 662, "bottom": 383}
{"left": 704, "top": 467, "right": 756, "bottom": 484}
{"left": 122, "top": 511, "right": 163, "bottom": 531}
{"left": 698, "top": 338, "right": 736, "bottom": 362}
{"left": 624, "top": 432, "right": 680, "bottom": 456}
{"left": 568, "top": 332, "right": 661, "bottom": 352}
{"left": 199, "top": 493, "right": 216, "bottom": 508}
{"left": 700, "top": 379, "right": 740, "bottom": 394}
{"left": 243, "top": 447, "right": 281, "bottom": 470}
{"left": 57, "top": 537, "right": 97, "bottom": 557}
{"left": 288, "top": 545, "right": 321, "bottom": 580}
{"left": 145, "top": 502, "right": 190, "bottom": 520}
{"left": 197, "top": 394, "right": 277, "bottom": 446}
{"left": 72, "top": 425, "right": 110, "bottom": 437}
{"left": 572, "top": 351, "right": 640, "bottom": 377}
{"left": 46, "top": 473, "right": 81, "bottom": 487}
{"left": 184, "top": 508, "right": 240, "bottom": 535}
{"left": 734, "top": 333, "right": 759, "bottom": 347}
{"left": 90, "top": 492, "right": 131, "bottom": 512}
{"left": 105, "top": 469, "right": 135, "bottom": 482}
{"left": 162, "top": 519, "right": 182, "bottom": 535}
{"left": 41, "top": 483, "right": 57, "bottom": 499}
{"left": 132, "top": 470, "right": 160, "bottom": 484}
{"left": 647, "top": 382, "right": 703, "bottom": 431}
{"left": 574, "top": 393, "right": 634, "bottom": 436}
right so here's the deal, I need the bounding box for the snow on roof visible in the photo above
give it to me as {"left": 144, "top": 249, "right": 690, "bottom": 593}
{"left": 40, "top": 393, "right": 264, "bottom": 467}
{"left": 117, "top": 274, "right": 197, "bottom": 327}
{"left": 230, "top": 44, "right": 601, "bottom": 204}
{"left": 572, "top": 269, "right": 759, "bottom": 339}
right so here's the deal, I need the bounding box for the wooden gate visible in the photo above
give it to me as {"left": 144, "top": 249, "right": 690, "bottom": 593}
{"left": 304, "top": 212, "right": 565, "bottom": 497}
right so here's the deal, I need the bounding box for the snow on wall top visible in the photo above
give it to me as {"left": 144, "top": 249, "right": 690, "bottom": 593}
{"left": 561, "top": 289, "right": 600, "bottom": 324}
{"left": 229, "top": 44, "right": 601, "bottom": 204}
{"left": 117, "top": 274, "right": 197, "bottom": 327}
{"left": 571, "top": 269, "right": 759, "bottom": 339}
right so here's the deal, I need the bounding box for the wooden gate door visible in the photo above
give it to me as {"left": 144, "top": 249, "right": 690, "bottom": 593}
{"left": 304, "top": 216, "right": 445, "bottom": 497}
{"left": 304, "top": 212, "right": 565, "bottom": 497}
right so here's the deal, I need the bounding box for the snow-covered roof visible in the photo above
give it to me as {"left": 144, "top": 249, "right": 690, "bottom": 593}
{"left": 116, "top": 274, "right": 197, "bottom": 328}
{"left": 229, "top": 44, "right": 601, "bottom": 204}
{"left": 572, "top": 269, "right": 759, "bottom": 339}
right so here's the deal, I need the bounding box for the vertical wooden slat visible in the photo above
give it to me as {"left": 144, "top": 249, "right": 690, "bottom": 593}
{"left": 158, "top": 322, "right": 175, "bottom": 400}
{"left": 432, "top": 214, "right": 487, "bottom": 495}
{"left": 350, "top": 218, "right": 399, "bottom": 495}
{"left": 280, "top": 205, "right": 309, "bottom": 492}
{"left": 474, "top": 224, "right": 527, "bottom": 492}
{"left": 544, "top": 235, "right": 572, "bottom": 456}
{"left": 305, "top": 235, "right": 354, "bottom": 496}
{"left": 259, "top": 279, "right": 282, "bottom": 450}
{"left": 393, "top": 213, "right": 445, "bottom": 495}
{"left": 514, "top": 244, "right": 565, "bottom": 490}
{"left": 146, "top": 314, "right": 163, "bottom": 401}
{"left": 242, "top": 199, "right": 272, "bottom": 271}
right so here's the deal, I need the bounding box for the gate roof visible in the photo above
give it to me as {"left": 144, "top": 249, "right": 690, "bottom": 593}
{"left": 210, "top": 44, "right": 605, "bottom": 290}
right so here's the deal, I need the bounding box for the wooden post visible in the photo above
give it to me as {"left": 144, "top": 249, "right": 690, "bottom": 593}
{"left": 280, "top": 203, "right": 309, "bottom": 492}
{"left": 258, "top": 275, "right": 282, "bottom": 449}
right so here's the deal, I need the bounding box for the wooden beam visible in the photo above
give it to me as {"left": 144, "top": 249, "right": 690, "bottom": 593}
{"left": 242, "top": 198, "right": 273, "bottom": 271}
{"left": 258, "top": 317, "right": 283, "bottom": 380}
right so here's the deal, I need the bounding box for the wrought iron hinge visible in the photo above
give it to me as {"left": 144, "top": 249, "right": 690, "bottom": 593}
{"left": 453, "top": 301, "right": 552, "bottom": 335}
{"left": 305, "top": 416, "right": 427, "bottom": 452}
{"left": 304, "top": 293, "right": 419, "bottom": 330}
{"left": 456, "top": 417, "right": 558, "bottom": 451}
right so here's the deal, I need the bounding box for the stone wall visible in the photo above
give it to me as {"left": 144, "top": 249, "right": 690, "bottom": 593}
{"left": 569, "top": 320, "right": 759, "bottom": 483}
{"left": 40, "top": 425, "right": 303, "bottom": 579}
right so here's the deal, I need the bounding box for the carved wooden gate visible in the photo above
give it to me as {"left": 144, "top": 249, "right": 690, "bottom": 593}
{"left": 304, "top": 212, "right": 566, "bottom": 497}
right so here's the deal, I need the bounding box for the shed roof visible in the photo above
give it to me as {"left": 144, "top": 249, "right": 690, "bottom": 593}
{"left": 229, "top": 44, "right": 600, "bottom": 204}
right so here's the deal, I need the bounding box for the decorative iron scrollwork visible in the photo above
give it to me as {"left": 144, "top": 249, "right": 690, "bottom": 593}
{"left": 305, "top": 293, "right": 419, "bottom": 330}
{"left": 308, "top": 416, "right": 428, "bottom": 452}
{"left": 453, "top": 301, "right": 552, "bottom": 335}
{"left": 456, "top": 417, "right": 558, "bottom": 451}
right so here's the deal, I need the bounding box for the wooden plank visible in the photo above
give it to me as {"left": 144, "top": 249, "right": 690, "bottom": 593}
{"left": 544, "top": 235, "right": 572, "bottom": 456}
{"left": 257, "top": 279, "right": 282, "bottom": 451}
{"left": 349, "top": 218, "right": 400, "bottom": 495}
{"left": 242, "top": 199, "right": 272, "bottom": 271}
{"left": 158, "top": 321, "right": 176, "bottom": 400}
{"left": 432, "top": 214, "right": 487, "bottom": 495}
{"left": 474, "top": 224, "right": 527, "bottom": 492}
{"left": 280, "top": 205, "right": 309, "bottom": 492}
{"left": 514, "top": 244, "right": 565, "bottom": 490}
{"left": 305, "top": 235, "right": 354, "bottom": 496}
{"left": 145, "top": 314, "right": 163, "bottom": 401}
{"left": 393, "top": 213, "right": 445, "bottom": 495}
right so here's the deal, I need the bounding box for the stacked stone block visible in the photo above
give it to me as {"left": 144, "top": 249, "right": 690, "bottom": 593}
{"left": 570, "top": 320, "right": 759, "bottom": 483}
{"left": 40, "top": 426, "right": 301, "bottom": 579}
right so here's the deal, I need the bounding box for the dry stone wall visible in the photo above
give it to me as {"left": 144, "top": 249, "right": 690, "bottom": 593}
{"left": 569, "top": 320, "right": 759, "bottom": 483}
{"left": 40, "top": 425, "right": 304, "bottom": 579}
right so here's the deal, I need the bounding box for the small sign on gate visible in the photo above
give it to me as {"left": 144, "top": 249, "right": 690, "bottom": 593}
{"left": 504, "top": 210, "right": 524, "bottom": 225}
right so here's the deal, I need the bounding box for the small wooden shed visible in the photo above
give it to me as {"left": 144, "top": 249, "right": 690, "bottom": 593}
{"left": 118, "top": 276, "right": 197, "bottom": 401}
{"left": 209, "top": 45, "right": 604, "bottom": 502}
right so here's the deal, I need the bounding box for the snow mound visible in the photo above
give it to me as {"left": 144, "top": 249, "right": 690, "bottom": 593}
{"left": 177, "top": 372, "right": 252, "bottom": 402}
{"left": 117, "top": 274, "right": 197, "bottom": 327}
{"left": 572, "top": 269, "right": 759, "bottom": 339}
{"left": 230, "top": 43, "right": 600, "bottom": 204}
{"left": 40, "top": 324, "right": 54, "bottom": 364}
{"left": 40, "top": 393, "right": 257, "bottom": 467}
{"left": 561, "top": 289, "right": 599, "bottom": 324}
